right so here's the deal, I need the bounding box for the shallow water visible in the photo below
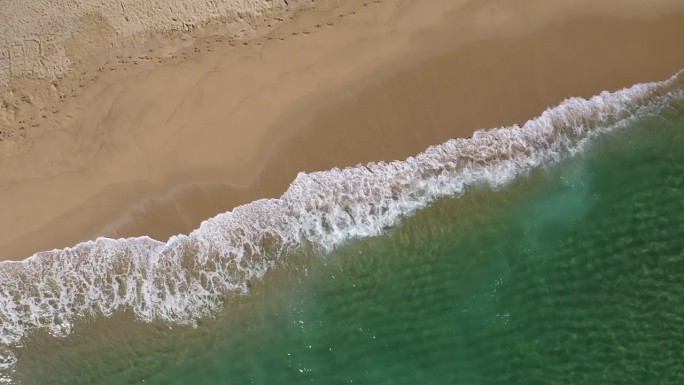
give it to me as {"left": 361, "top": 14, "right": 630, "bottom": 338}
{"left": 5, "top": 85, "right": 684, "bottom": 384}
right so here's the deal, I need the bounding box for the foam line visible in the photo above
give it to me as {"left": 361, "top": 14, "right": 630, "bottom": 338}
{"left": 0, "top": 71, "right": 681, "bottom": 358}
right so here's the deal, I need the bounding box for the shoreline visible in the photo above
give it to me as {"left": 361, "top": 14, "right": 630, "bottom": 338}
{"left": 2, "top": 0, "right": 684, "bottom": 261}
{"left": 1, "top": 67, "right": 680, "bottom": 351}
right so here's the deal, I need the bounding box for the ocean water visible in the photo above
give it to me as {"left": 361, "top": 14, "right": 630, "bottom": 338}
{"left": 1, "top": 73, "right": 683, "bottom": 384}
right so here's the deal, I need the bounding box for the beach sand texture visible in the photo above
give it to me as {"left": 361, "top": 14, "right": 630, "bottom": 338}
{"left": 0, "top": 0, "right": 308, "bottom": 83}
{"left": 1, "top": 0, "right": 684, "bottom": 261}
{"left": 0, "top": 0, "right": 316, "bottom": 146}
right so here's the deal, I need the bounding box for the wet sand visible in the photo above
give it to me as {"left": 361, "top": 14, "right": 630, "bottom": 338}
{"left": 1, "top": 0, "right": 684, "bottom": 260}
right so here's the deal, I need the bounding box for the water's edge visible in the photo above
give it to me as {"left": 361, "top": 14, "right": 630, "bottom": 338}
{"left": 0, "top": 70, "right": 682, "bottom": 373}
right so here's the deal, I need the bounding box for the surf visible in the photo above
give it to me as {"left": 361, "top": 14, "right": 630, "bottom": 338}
{"left": 0, "top": 69, "right": 682, "bottom": 367}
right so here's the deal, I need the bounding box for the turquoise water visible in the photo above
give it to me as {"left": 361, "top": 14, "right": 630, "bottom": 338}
{"left": 7, "top": 96, "right": 684, "bottom": 384}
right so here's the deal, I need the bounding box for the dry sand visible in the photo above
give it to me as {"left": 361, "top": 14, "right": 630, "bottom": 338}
{"left": 0, "top": 0, "right": 313, "bottom": 84}
{"left": 1, "top": 0, "right": 684, "bottom": 260}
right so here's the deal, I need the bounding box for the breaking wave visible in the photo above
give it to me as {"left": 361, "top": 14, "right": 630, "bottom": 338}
{"left": 0, "top": 71, "right": 682, "bottom": 360}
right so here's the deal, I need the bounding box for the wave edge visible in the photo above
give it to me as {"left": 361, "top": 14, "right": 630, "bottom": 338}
{"left": 0, "top": 70, "right": 682, "bottom": 356}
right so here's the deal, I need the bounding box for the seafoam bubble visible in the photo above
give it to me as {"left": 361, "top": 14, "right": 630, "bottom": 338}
{"left": 0, "top": 70, "right": 682, "bottom": 366}
{"left": 0, "top": 347, "right": 15, "bottom": 371}
{"left": 0, "top": 346, "right": 15, "bottom": 383}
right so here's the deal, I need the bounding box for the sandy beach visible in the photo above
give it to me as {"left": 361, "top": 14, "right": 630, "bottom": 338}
{"left": 1, "top": 0, "right": 684, "bottom": 261}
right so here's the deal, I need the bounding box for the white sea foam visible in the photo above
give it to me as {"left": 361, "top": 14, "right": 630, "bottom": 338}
{"left": 0, "top": 71, "right": 682, "bottom": 355}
